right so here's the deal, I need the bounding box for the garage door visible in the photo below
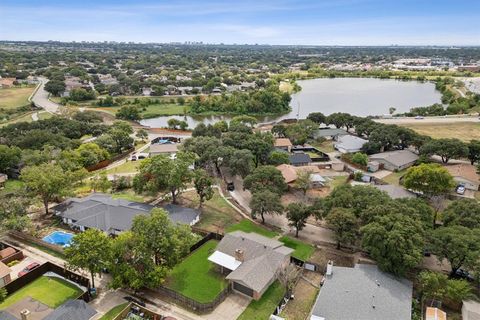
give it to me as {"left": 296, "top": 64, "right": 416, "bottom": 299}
{"left": 233, "top": 282, "right": 254, "bottom": 297}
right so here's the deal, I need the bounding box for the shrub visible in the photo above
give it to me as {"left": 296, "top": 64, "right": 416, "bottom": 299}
{"left": 351, "top": 152, "right": 368, "bottom": 166}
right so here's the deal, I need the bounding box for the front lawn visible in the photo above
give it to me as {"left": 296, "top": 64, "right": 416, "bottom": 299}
{"left": 382, "top": 170, "right": 406, "bottom": 186}
{"left": 99, "top": 303, "right": 129, "bottom": 320}
{"left": 0, "top": 276, "right": 83, "bottom": 308}
{"left": 105, "top": 160, "right": 143, "bottom": 175}
{"left": 0, "top": 86, "right": 34, "bottom": 109}
{"left": 225, "top": 220, "right": 278, "bottom": 238}
{"left": 164, "top": 240, "right": 228, "bottom": 304}
{"left": 237, "top": 281, "right": 286, "bottom": 320}
{"left": 279, "top": 236, "right": 315, "bottom": 261}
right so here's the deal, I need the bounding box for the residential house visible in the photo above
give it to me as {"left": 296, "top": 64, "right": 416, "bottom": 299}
{"left": 374, "top": 184, "right": 415, "bottom": 199}
{"left": 43, "top": 300, "right": 97, "bottom": 320}
{"left": 445, "top": 164, "right": 480, "bottom": 190}
{"left": 0, "top": 77, "right": 16, "bottom": 88}
{"left": 463, "top": 300, "right": 480, "bottom": 320}
{"left": 313, "top": 128, "right": 348, "bottom": 140}
{"left": 310, "top": 263, "right": 413, "bottom": 320}
{"left": 149, "top": 143, "right": 179, "bottom": 158}
{"left": 274, "top": 138, "right": 293, "bottom": 152}
{"left": 276, "top": 164, "right": 325, "bottom": 187}
{"left": 0, "top": 261, "right": 11, "bottom": 287}
{"left": 208, "top": 231, "right": 293, "bottom": 300}
{"left": 334, "top": 135, "right": 368, "bottom": 154}
{"left": 54, "top": 193, "right": 199, "bottom": 235}
{"left": 289, "top": 152, "right": 312, "bottom": 167}
{"left": 369, "top": 150, "right": 419, "bottom": 171}
{"left": 426, "top": 307, "right": 447, "bottom": 320}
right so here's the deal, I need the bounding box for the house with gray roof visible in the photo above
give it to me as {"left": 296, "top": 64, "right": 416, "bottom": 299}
{"left": 369, "top": 150, "right": 419, "bottom": 171}
{"left": 333, "top": 135, "right": 368, "bottom": 154}
{"left": 208, "top": 231, "right": 293, "bottom": 300}
{"left": 44, "top": 300, "right": 97, "bottom": 320}
{"left": 54, "top": 193, "right": 199, "bottom": 235}
{"left": 289, "top": 152, "right": 312, "bottom": 167}
{"left": 313, "top": 128, "right": 348, "bottom": 140}
{"left": 310, "top": 263, "right": 413, "bottom": 320}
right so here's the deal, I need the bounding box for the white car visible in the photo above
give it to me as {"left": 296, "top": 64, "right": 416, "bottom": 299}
{"left": 415, "top": 115, "right": 424, "bottom": 120}
{"left": 456, "top": 185, "right": 466, "bottom": 195}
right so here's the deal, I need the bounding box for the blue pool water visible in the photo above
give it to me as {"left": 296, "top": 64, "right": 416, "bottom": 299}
{"left": 42, "top": 231, "right": 74, "bottom": 247}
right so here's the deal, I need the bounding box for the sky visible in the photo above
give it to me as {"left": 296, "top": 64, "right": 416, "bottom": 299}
{"left": 1, "top": 0, "right": 480, "bottom": 46}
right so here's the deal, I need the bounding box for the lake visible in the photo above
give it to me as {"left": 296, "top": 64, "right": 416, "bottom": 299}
{"left": 140, "top": 78, "right": 442, "bottom": 128}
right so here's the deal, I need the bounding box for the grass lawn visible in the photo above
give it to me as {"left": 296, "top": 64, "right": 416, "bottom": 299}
{"left": 327, "top": 176, "right": 348, "bottom": 190}
{"left": 309, "top": 139, "right": 335, "bottom": 153}
{"left": 99, "top": 303, "right": 129, "bottom": 320}
{"left": 2, "top": 179, "right": 25, "bottom": 193}
{"left": 182, "top": 190, "right": 243, "bottom": 233}
{"left": 237, "top": 281, "right": 286, "bottom": 320}
{"left": 0, "top": 86, "right": 34, "bottom": 109}
{"left": 399, "top": 122, "right": 480, "bottom": 142}
{"left": 0, "top": 276, "right": 82, "bottom": 308}
{"left": 225, "top": 220, "right": 278, "bottom": 238}
{"left": 105, "top": 160, "right": 143, "bottom": 175}
{"left": 89, "top": 103, "right": 189, "bottom": 118}
{"left": 382, "top": 170, "right": 406, "bottom": 186}
{"left": 164, "top": 240, "right": 228, "bottom": 303}
{"left": 279, "top": 236, "right": 315, "bottom": 261}
{"left": 111, "top": 190, "right": 148, "bottom": 203}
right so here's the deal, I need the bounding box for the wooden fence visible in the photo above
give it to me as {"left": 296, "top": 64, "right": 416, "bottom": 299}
{"left": 0, "top": 242, "right": 24, "bottom": 264}
{"left": 3, "top": 261, "right": 91, "bottom": 302}
{"left": 8, "top": 230, "right": 65, "bottom": 255}
{"left": 86, "top": 147, "right": 135, "bottom": 172}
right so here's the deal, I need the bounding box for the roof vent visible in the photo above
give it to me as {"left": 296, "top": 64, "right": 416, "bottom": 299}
{"left": 326, "top": 260, "right": 333, "bottom": 276}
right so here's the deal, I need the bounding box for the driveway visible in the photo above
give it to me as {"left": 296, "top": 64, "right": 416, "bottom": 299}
{"left": 8, "top": 256, "right": 41, "bottom": 281}
{"left": 31, "top": 77, "right": 61, "bottom": 114}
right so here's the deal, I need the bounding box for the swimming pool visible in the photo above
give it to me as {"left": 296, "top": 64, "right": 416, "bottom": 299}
{"left": 42, "top": 231, "right": 74, "bottom": 247}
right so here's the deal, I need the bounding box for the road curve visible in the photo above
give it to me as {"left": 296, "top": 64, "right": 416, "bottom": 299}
{"left": 31, "top": 77, "right": 61, "bottom": 114}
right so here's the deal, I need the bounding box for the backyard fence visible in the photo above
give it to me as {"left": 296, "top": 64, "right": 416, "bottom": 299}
{"left": 153, "top": 284, "right": 231, "bottom": 314}
{"left": 189, "top": 231, "right": 223, "bottom": 252}
{"left": 8, "top": 230, "right": 65, "bottom": 255}
{"left": 3, "top": 261, "right": 91, "bottom": 302}
{"left": 0, "top": 242, "right": 24, "bottom": 264}
{"left": 86, "top": 147, "right": 135, "bottom": 172}
{"left": 290, "top": 256, "right": 322, "bottom": 273}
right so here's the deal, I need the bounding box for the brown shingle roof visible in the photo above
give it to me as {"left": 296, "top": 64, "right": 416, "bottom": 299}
{"left": 274, "top": 138, "right": 292, "bottom": 148}
{"left": 445, "top": 164, "right": 480, "bottom": 184}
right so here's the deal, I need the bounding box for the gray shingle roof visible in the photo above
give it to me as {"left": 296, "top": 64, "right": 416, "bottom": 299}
{"left": 311, "top": 264, "right": 413, "bottom": 320}
{"left": 0, "top": 311, "right": 17, "bottom": 320}
{"left": 374, "top": 184, "right": 415, "bottom": 199}
{"left": 369, "top": 150, "right": 419, "bottom": 167}
{"left": 313, "top": 128, "right": 348, "bottom": 138}
{"left": 43, "top": 300, "right": 97, "bottom": 320}
{"left": 214, "top": 231, "right": 293, "bottom": 293}
{"left": 289, "top": 153, "right": 312, "bottom": 165}
{"left": 334, "top": 135, "right": 368, "bottom": 152}
{"left": 54, "top": 193, "right": 199, "bottom": 233}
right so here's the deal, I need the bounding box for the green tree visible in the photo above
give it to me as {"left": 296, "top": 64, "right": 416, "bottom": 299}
{"left": 193, "top": 169, "right": 214, "bottom": 208}
{"left": 0, "top": 194, "right": 31, "bottom": 234}
{"left": 361, "top": 214, "right": 424, "bottom": 276}
{"left": 131, "top": 208, "right": 197, "bottom": 267}
{"left": 286, "top": 203, "right": 312, "bottom": 237}
{"left": 228, "top": 149, "right": 254, "bottom": 178}
{"left": 136, "top": 128, "right": 148, "bottom": 141}
{"left": 109, "top": 231, "right": 167, "bottom": 291}
{"left": 21, "top": 163, "right": 73, "bottom": 215}
{"left": 250, "top": 190, "right": 283, "bottom": 224}
{"left": 295, "top": 170, "right": 311, "bottom": 196}
{"left": 446, "top": 279, "right": 474, "bottom": 305}
{"left": 230, "top": 115, "right": 257, "bottom": 128}
{"left": 326, "top": 208, "right": 358, "bottom": 249}
{"left": 133, "top": 151, "right": 195, "bottom": 203}
{"left": 431, "top": 226, "right": 480, "bottom": 276}
{"left": 44, "top": 80, "right": 66, "bottom": 96}
{"left": 64, "top": 229, "right": 111, "bottom": 288}
{"left": 167, "top": 118, "right": 181, "bottom": 129}
{"left": 418, "top": 271, "right": 448, "bottom": 303}
{"left": 267, "top": 150, "right": 290, "bottom": 166}
{"left": 0, "top": 144, "right": 21, "bottom": 173}
{"left": 443, "top": 198, "right": 480, "bottom": 229}
{"left": 420, "top": 138, "right": 468, "bottom": 163}
{"left": 116, "top": 105, "right": 141, "bottom": 121}
{"left": 0, "top": 287, "right": 6, "bottom": 303}
{"left": 468, "top": 140, "right": 480, "bottom": 165}
{"left": 90, "top": 172, "right": 112, "bottom": 192}
{"left": 351, "top": 152, "right": 368, "bottom": 166}
{"left": 75, "top": 143, "right": 110, "bottom": 167}
{"left": 244, "top": 165, "right": 288, "bottom": 195}
{"left": 307, "top": 112, "right": 326, "bottom": 124}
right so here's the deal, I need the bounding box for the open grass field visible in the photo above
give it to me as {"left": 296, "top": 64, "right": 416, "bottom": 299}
{"left": 105, "top": 160, "right": 143, "bottom": 175}
{"left": 183, "top": 190, "right": 243, "bottom": 233}
{"left": 0, "top": 86, "right": 34, "bottom": 109}
{"left": 164, "top": 240, "right": 228, "bottom": 303}
{"left": 279, "top": 236, "right": 315, "bottom": 261}
{"left": 89, "top": 103, "right": 189, "bottom": 118}
{"left": 237, "top": 281, "right": 286, "bottom": 320}
{"left": 99, "top": 303, "right": 129, "bottom": 320}
{"left": 382, "top": 170, "right": 406, "bottom": 186}
{"left": 399, "top": 122, "right": 480, "bottom": 142}
{"left": 225, "top": 220, "right": 278, "bottom": 238}
{"left": 0, "top": 276, "right": 83, "bottom": 308}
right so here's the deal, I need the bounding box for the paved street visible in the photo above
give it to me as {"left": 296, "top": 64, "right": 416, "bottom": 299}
{"left": 30, "top": 77, "right": 61, "bottom": 113}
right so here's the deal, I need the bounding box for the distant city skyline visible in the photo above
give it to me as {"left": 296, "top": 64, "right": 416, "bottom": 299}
{"left": 1, "top": 0, "right": 479, "bottom": 46}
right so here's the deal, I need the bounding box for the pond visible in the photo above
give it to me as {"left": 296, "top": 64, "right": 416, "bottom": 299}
{"left": 140, "top": 78, "right": 442, "bottom": 128}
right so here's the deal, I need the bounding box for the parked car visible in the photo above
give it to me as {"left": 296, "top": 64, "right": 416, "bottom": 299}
{"left": 18, "top": 262, "right": 40, "bottom": 277}
{"left": 123, "top": 296, "right": 146, "bottom": 307}
{"left": 227, "top": 182, "right": 235, "bottom": 191}
{"left": 415, "top": 115, "right": 424, "bottom": 120}
{"left": 453, "top": 268, "right": 474, "bottom": 282}
{"left": 456, "top": 184, "right": 466, "bottom": 195}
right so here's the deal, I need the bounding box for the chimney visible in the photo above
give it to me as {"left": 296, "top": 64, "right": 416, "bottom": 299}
{"left": 20, "top": 309, "right": 30, "bottom": 320}
{"left": 235, "top": 249, "right": 244, "bottom": 262}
